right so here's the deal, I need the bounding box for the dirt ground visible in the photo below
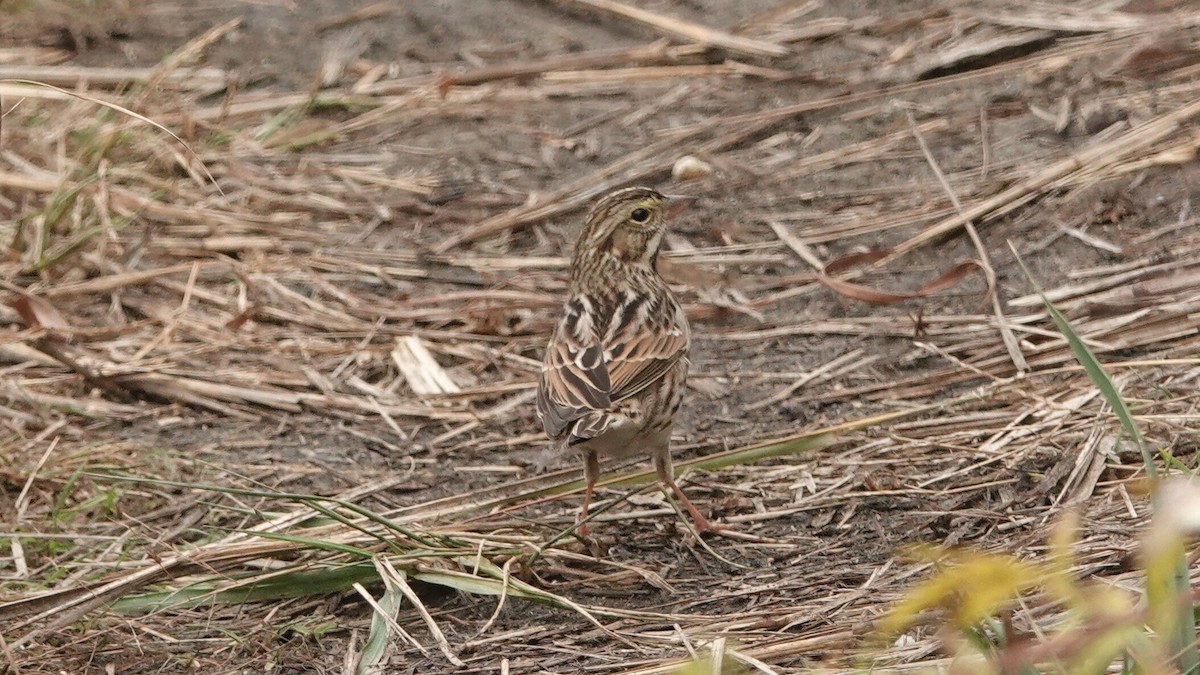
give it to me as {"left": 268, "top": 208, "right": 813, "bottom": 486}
{"left": 2, "top": 1, "right": 1199, "bottom": 673}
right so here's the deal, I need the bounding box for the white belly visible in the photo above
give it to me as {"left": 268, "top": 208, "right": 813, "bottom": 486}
{"left": 576, "top": 415, "right": 669, "bottom": 459}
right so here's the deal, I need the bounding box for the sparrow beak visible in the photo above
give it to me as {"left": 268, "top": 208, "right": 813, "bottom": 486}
{"left": 664, "top": 194, "right": 697, "bottom": 218}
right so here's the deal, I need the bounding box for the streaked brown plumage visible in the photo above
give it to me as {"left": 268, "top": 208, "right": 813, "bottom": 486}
{"left": 536, "top": 186, "right": 713, "bottom": 534}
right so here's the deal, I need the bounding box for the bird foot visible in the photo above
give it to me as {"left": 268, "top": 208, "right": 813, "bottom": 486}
{"left": 689, "top": 515, "right": 731, "bottom": 537}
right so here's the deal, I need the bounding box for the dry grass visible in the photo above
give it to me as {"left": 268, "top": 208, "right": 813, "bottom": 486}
{"left": 1, "top": 1, "right": 1199, "bottom": 673}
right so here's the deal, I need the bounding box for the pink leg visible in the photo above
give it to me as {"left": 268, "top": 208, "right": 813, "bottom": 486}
{"left": 653, "top": 448, "right": 716, "bottom": 533}
{"left": 577, "top": 450, "right": 600, "bottom": 536}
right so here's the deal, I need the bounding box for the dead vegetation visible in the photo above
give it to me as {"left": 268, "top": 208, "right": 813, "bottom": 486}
{"left": 0, "top": 0, "right": 1198, "bottom": 673}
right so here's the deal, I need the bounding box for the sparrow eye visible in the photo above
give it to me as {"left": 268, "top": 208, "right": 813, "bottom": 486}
{"left": 630, "top": 207, "right": 650, "bottom": 223}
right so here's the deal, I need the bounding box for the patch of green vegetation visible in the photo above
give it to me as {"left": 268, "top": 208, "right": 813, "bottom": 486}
{"left": 51, "top": 469, "right": 124, "bottom": 523}
{"left": 280, "top": 617, "right": 340, "bottom": 639}
{"left": 876, "top": 253, "right": 1200, "bottom": 674}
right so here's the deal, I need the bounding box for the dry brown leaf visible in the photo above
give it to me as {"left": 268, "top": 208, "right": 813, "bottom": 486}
{"left": 7, "top": 293, "right": 72, "bottom": 332}
{"left": 819, "top": 250, "right": 985, "bottom": 306}
{"left": 224, "top": 306, "right": 255, "bottom": 331}
{"left": 1111, "top": 38, "right": 1200, "bottom": 79}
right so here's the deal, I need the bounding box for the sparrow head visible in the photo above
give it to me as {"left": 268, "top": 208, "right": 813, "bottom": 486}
{"left": 574, "top": 187, "right": 692, "bottom": 270}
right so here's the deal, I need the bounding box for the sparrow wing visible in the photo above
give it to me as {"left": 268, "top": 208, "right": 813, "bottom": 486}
{"left": 537, "top": 291, "right": 689, "bottom": 442}
{"left": 537, "top": 295, "right": 612, "bottom": 441}
{"left": 603, "top": 291, "right": 689, "bottom": 402}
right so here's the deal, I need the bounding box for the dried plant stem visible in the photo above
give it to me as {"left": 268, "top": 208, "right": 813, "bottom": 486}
{"left": 904, "top": 108, "right": 1028, "bottom": 373}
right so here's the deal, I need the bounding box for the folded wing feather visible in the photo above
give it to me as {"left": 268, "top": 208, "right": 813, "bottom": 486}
{"left": 537, "top": 291, "right": 687, "bottom": 444}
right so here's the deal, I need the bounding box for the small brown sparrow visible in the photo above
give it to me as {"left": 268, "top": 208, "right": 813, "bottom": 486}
{"left": 536, "top": 186, "right": 713, "bottom": 534}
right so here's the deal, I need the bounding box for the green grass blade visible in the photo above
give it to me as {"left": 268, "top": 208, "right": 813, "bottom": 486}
{"left": 1010, "top": 244, "right": 1197, "bottom": 675}
{"left": 356, "top": 577, "right": 403, "bottom": 675}
{"left": 1008, "top": 246, "right": 1155, "bottom": 480}
{"left": 439, "top": 403, "right": 946, "bottom": 517}
{"left": 84, "top": 472, "right": 449, "bottom": 548}
{"left": 235, "top": 530, "right": 375, "bottom": 558}
{"left": 111, "top": 562, "right": 378, "bottom": 613}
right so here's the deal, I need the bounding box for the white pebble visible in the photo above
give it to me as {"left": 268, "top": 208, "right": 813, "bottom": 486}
{"left": 672, "top": 155, "right": 714, "bottom": 182}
